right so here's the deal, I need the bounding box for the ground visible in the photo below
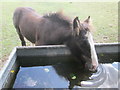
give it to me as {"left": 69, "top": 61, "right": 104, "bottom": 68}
{"left": 0, "top": 2, "right": 118, "bottom": 70}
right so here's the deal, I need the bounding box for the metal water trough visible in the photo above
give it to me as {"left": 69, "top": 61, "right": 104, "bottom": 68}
{"left": 0, "top": 43, "right": 119, "bottom": 89}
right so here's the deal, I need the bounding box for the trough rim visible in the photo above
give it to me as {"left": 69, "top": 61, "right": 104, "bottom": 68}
{"left": 15, "top": 42, "right": 119, "bottom": 49}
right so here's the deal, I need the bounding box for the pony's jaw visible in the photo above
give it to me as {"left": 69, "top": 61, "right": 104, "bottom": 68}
{"left": 86, "top": 32, "right": 99, "bottom": 71}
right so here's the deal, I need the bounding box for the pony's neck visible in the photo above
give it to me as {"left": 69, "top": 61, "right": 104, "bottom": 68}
{"left": 63, "top": 30, "right": 73, "bottom": 45}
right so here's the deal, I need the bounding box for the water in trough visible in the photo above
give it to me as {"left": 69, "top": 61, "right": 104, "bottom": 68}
{"left": 13, "top": 60, "right": 119, "bottom": 88}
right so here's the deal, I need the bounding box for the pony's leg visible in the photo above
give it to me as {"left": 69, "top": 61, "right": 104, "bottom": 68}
{"left": 18, "top": 33, "right": 26, "bottom": 46}
{"left": 35, "top": 34, "right": 42, "bottom": 46}
{"left": 15, "top": 27, "right": 26, "bottom": 46}
{"left": 35, "top": 40, "right": 42, "bottom": 46}
{"left": 31, "top": 43, "right": 35, "bottom": 46}
{"left": 35, "top": 41, "right": 40, "bottom": 46}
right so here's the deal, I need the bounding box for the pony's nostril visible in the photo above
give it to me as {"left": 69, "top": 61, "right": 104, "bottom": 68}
{"left": 85, "top": 63, "right": 97, "bottom": 71}
{"left": 91, "top": 65, "right": 97, "bottom": 71}
{"left": 89, "top": 65, "right": 97, "bottom": 71}
{"left": 92, "top": 65, "right": 95, "bottom": 69}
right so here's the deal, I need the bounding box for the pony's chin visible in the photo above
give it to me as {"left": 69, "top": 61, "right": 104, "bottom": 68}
{"left": 89, "top": 68, "right": 97, "bottom": 72}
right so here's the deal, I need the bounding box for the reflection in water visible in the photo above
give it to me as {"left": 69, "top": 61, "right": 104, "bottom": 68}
{"left": 52, "top": 61, "right": 92, "bottom": 88}
{"left": 81, "top": 64, "right": 119, "bottom": 88}
{"left": 13, "top": 61, "right": 119, "bottom": 88}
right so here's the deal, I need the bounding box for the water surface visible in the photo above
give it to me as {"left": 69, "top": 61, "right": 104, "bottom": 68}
{"left": 13, "top": 61, "right": 119, "bottom": 88}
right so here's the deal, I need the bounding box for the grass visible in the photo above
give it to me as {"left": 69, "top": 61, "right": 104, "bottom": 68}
{"left": 0, "top": 2, "right": 118, "bottom": 67}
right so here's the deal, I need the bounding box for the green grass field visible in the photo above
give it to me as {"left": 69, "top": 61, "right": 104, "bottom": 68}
{"left": 0, "top": 2, "right": 118, "bottom": 67}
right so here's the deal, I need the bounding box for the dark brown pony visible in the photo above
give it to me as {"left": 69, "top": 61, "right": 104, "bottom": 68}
{"left": 13, "top": 7, "right": 98, "bottom": 71}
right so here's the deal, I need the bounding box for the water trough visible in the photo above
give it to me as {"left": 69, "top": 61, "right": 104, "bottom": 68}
{"left": 0, "top": 43, "right": 119, "bottom": 89}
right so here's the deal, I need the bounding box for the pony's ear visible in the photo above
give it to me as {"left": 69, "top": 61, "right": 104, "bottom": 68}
{"left": 73, "top": 17, "right": 80, "bottom": 36}
{"left": 73, "top": 17, "right": 80, "bottom": 29}
{"left": 84, "top": 16, "right": 90, "bottom": 23}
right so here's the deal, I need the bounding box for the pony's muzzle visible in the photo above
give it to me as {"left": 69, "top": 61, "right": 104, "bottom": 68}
{"left": 89, "top": 64, "right": 98, "bottom": 72}
{"left": 90, "top": 58, "right": 99, "bottom": 71}
{"left": 85, "top": 63, "right": 98, "bottom": 72}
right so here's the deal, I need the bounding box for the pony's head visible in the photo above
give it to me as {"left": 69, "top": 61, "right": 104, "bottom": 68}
{"left": 69, "top": 16, "right": 98, "bottom": 71}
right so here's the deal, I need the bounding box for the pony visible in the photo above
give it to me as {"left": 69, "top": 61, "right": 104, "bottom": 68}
{"left": 13, "top": 7, "right": 98, "bottom": 71}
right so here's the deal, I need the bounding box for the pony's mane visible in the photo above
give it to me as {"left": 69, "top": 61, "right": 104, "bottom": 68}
{"left": 43, "top": 12, "right": 72, "bottom": 27}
